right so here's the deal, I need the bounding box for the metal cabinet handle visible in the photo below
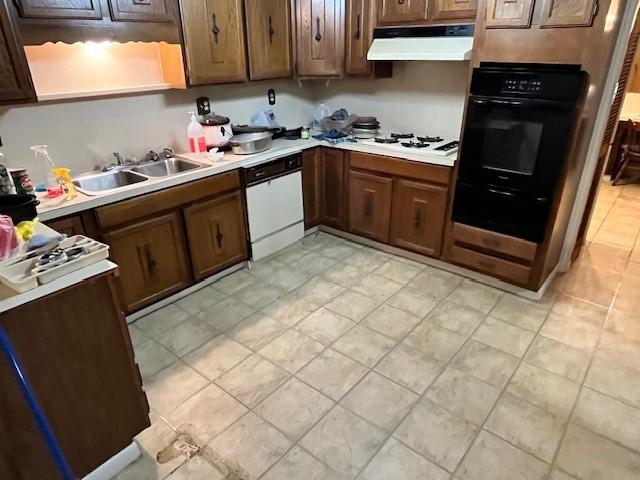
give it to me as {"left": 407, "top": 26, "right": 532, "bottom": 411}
{"left": 144, "top": 245, "right": 157, "bottom": 276}
{"left": 413, "top": 208, "right": 422, "bottom": 230}
{"left": 398, "top": 0, "right": 406, "bottom": 4}
{"left": 268, "top": 16, "right": 275, "bottom": 43}
{"left": 314, "top": 17, "right": 322, "bottom": 42}
{"left": 211, "top": 14, "right": 220, "bottom": 43}
{"left": 363, "top": 197, "right": 372, "bottom": 218}
{"left": 215, "top": 223, "right": 224, "bottom": 249}
{"left": 355, "top": 13, "right": 361, "bottom": 40}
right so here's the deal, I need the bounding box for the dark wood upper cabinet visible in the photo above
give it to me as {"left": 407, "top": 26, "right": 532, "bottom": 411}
{"left": 184, "top": 191, "right": 248, "bottom": 281}
{"left": 108, "top": 0, "right": 175, "bottom": 23}
{"left": 103, "top": 212, "right": 191, "bottom": 313}
{"left": 485, "top": 0, "right": 535, "bottom": 28}
{"left": 345, "top": 0, "right": 375, "bottom": 75}
{"left": 378, "top": 0, "right": 428, "bottom": 24}
{"left": 539, "top": 0, "right": 597, "bottom": 27}
{"left": 245, "top": 0, "right": 292, "bottom": 80}
{"left": 431, "top": 0, "right": 477, "bottom": 20}
{"left": 320, "top": 148, "right": 347, "bottom": 229}
{"left": 390, "top": 178, "right": 447, "bottom": 257}
{"left": 302, "top": 148, "right": 322, "bottom": 228}
{"left": 180, "top": 0, "right": 248, "bottom": 85}
{"left": 348, "top": 170, "right": 392, "bottom": 242}
{"left": 295, "top": 0, "right": 345, "bottom": 77}
{"left": 0, "top": 1, "right": 35, "bottom": 104}
{"left": 15, "top": 0, "right": 102, "bottom": 19}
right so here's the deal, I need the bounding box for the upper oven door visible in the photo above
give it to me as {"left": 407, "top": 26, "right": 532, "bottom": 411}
{"left": 458, "top": 95, "right": 578, "bottom": 197}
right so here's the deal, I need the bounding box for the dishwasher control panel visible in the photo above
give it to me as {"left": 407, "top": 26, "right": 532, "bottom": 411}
{"left": 244, "top": 153, "right": 302, "bottom": 186}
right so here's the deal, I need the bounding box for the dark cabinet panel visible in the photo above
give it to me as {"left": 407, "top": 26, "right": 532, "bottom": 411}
{"left": 345, "top": 0, "right": 375, "bottom": 75}
{"left": 103, "top": 212, "right": 191, "bottom": 313}
{"left": 245, "top": 0, "right": 292, "bottom": 80}
{"left": 390, "top": 178, "right": 447, "bottom": 257}
{"left": 0, "top": 274, "right": 149, "bottom": 480}
{"left": 320, "top": 147, "right": 347, "bottom": 229}
{"left": 295, "top": 0, "right": 345, "bottom": 77}
{"left": 303, "top": 148, "right": 322, "bottom": 228}
{"left": 431, "top": 0, "right": 477, "bottom": 20}
{"left": 180, "top": 0, "right": 248, "bottom": 85}
{"left": 378, "top": 0, "right": 428, "bottom": 24}
{"left": 485, "top": 0, "right": 534, "bottom": 28}
{"left": 45, "top": 214, "right": 86, "bottom": 237}
{"left": 15, "top": 0, "right": 102, "bottom": 19}
{"left": 108, "top": 0, "right": 175, "bottom": 22}
{"left": 0, "top": 2, "right": 35, "bottom": 104}
{"left": 184, "top": 191, "right": 248, "bottom": 281}
{"left": 348, "top": 170, "right": 392, "bottom": 242}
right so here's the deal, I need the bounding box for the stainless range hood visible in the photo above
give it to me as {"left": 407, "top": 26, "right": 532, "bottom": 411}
{"left": 367, "top": 24, "right": 474, "bottom": 62}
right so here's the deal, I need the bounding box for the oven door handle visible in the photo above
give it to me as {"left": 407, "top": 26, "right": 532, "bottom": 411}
{"left": 487, "top": 188, "right": 515, "bottom": 197}
{"left": 471, "top": 98, "right": 523, "bottom": 106}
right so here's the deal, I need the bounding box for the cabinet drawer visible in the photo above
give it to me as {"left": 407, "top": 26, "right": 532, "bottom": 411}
{"left": 350, "top": 151, "right": 450, "bottom": 185}
{"left": 109, "top": 0, "right": 174, "bottom": 23}
{"left": 452, "top": 223, "right": 537, "bottom": 262}
{"left": 450, "top": 245, "right": 531, "bottom": 285}
{"left": 96, "top": 171, "right": 241, "bottom": 229}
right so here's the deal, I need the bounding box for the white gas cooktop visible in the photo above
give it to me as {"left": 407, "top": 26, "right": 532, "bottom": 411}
{"left": 361, "top": 134, "right": 459, "bottom": 158}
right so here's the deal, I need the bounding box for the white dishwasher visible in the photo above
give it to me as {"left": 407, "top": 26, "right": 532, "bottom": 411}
{"left": 243, "top": 153, "right": 305, "bottom": 261}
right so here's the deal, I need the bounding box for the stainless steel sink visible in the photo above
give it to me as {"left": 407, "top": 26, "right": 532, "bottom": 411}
{"left": 131, "top": 158, "right": 204, "bottom": 177}
{"left": 73, "top": 170, "right": 149, "bottom": 195}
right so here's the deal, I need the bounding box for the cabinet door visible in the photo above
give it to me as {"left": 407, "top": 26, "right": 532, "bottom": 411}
{"left": 109, "top": 0, "right": 174, "bottom": 22}
{"left": 184, "top": 191, "right": 248, "bottom": 281}
{"left": 378, "top": 0, "right": 428, "bottom": 24}
{"left": 180, "top": 0, "right": 247, "bottom": 85}
{"left": 15, "top": 0, "right": 102, "bottom": 19}
{"left": 320, "top": 148, "right": 346, "bottom": 229}
{"left": 0, "top": 2, "right": 35, "bottom": 104}
{"left": 485, "top": 0, "right": 534, "bottom": 28}
{"left": 540, "top": 0, "right": 597, "bottom": 27}
{"left": 390, "top": 178, "right": 447, "bottom": 257}
{"left": 45, "top": 215, "right": 86, "bottom": 237}
{"left": 295, "top": 0, "right": 345, "bottom": 77}
{"left": 245, "top": 0, "right": 292, "bottom": 80}
{"left": 303, "top": 148, "right": 322, "bottom": 228}
{"left": 431, "top": 0, "right": 477, "bottom": 20}
{"left": 345, "top": 0, "right": 374, "bottom": 75}
{"left": 348, "top": 170, "right": 392, "bottom": 242}
{"left": 103, "top": 212, "right": 190, "bottom": 313}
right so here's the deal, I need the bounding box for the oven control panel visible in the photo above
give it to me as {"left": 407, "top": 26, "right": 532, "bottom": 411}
{"left": 501, "top": 78, "right": 543, "bottom": 94}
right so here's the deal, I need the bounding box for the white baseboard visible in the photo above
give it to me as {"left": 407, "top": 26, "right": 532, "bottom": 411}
{"left": 82, "top": 442, "right": 140, "bottom": 480}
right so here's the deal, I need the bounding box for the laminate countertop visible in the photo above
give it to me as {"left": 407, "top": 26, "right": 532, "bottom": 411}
{"left": 37, "top": 138, "right": 457, "bottom": 223}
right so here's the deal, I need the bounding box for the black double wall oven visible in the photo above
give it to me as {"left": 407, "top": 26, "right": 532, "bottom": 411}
{"left": 453, "top": 63, "right": 587, "bottom": 243}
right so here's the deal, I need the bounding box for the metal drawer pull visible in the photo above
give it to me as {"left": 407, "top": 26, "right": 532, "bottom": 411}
{"left": 355, "top": 13, "right": 361, "bottom": 40}
{"left": 268, "top": 16, "right": 275, "bottom": 43}
{"left": 216, "top": 223, "right": 224, "bottom": 249}
{"left": 315, "top": 17, "right": 322, "bottom": 42}
{"left": 211, "top": 14, "right": 220, "bottom": 43}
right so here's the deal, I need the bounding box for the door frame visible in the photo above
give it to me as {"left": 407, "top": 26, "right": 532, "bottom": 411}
{"left": 558, "top": 0, "right": 640, "bottom": 271}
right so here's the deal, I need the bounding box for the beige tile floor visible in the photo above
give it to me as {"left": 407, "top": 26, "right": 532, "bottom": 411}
{"left": 116, "top": 191, "right": 640, "bottom": 479}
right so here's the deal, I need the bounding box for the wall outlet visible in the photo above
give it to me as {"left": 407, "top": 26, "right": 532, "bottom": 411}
{"left": 268, "top": 89, "right": 276, "bottom": 106}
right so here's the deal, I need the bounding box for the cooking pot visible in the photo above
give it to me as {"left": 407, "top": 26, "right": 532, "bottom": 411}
{"left": 201, "top": 113, "right": 233, "bottom": 148}
{"left": 0, "top": 194, "right": 39, "bottom": 224}
{"left": 229, "top": 132, "right": 273, "bottom": 155}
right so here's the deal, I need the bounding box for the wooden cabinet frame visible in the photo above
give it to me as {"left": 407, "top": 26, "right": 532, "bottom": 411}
{"left": 539, "top": 0, "right": 598, "bottom": 28}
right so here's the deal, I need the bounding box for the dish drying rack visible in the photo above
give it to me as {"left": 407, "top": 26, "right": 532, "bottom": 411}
{"left": 0, "top": 235, "right": 110, "bottom": 293}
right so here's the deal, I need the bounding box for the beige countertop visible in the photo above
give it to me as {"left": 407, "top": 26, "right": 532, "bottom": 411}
{"left": 37, "top": 138, "right": 457, "bottom": 222}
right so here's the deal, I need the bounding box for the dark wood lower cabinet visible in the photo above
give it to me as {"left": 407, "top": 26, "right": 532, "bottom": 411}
{"left": 302, "top": 148, "right": 321, "bottom": 229}
{"left": 320, "top": 148, "right": 347, "bottom": 229}
{"left": 0, "top": 273, "right": 149, "bottom": 480}
{"left": 45, "top": 214, "right": 86, "bottom": 237}
{"left": 102, "top": 212, "right": 191, "bottom": 313}
{"left": 184, "top": 191, "right": 248, "bottom": 281}
{"left": 348, "top": 170, "right": 392, "bottom": 242}
{"left": 390, "top": 178, "right": 447, "bottom": 257}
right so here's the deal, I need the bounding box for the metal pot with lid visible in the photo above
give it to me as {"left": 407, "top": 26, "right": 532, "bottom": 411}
{"left": 200, "top": 113, "right": 233, "bottom": 148}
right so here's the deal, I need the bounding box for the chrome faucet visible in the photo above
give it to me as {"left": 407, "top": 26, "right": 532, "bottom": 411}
{"left": 113, "top": 152, "right": 124, "bottom": 166}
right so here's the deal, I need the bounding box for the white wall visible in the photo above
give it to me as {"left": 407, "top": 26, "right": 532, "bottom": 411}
{"left": 311, "top": 61, "right": 469, "bottom": 139}
{"left": 0, "top": 61, "right": 470, "bottom": 183}
{"left": 0, "top": 80, "right": 314, "bottom": 179}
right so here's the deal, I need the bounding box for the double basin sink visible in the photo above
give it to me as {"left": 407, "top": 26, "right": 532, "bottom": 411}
{"left": 73, "top": 158, "right": 207, "bottom": 196}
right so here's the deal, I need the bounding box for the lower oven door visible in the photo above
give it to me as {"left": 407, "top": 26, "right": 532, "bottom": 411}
{"left": 452, "top": 182, "right": 551, "bottom": 243}
{"left": 458, "top": 96, "right": 578, "bottom": 196}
